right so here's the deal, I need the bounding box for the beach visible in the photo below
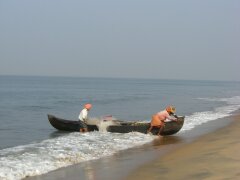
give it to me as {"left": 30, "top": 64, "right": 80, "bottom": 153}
{"left": 127, "top": 113, "right": 240, "bottom": 180}
{"left": 25, "top": 112, "right": 240, "bottom": 180}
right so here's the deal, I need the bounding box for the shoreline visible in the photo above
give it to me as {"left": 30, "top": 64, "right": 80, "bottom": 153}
{"left": 126, "top": 113, "right": 240, "bottom": 180}
{"left": 25, "top": 113, "right": 238, "bottom": 180}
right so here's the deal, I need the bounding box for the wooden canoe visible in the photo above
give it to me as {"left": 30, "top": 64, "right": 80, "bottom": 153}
{"left": 48, "top": 114, "right": 184, "bottom": 136}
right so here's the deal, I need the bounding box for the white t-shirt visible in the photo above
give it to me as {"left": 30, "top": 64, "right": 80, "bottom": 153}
{"left": 79, "top": 108, "right": 88, "bottom": 122}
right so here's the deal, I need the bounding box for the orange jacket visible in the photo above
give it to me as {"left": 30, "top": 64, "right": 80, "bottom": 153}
{"left": 151, "top": 110, "right": 174, "bottom": 126}
{"left": 151, "top": 114, "right": 164, "bottom": 126}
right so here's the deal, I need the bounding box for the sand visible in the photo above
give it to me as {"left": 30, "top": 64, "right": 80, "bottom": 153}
{"left": 126, "top": 114, "right": 240, "bottom": 180}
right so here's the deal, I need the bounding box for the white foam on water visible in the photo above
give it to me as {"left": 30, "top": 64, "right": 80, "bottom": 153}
{"left": 182, "top": 96, "right": 240, "bottom": 132}
{"left": 86, "top": 116, "right": 120, "bottom": 132}
{"left": 97, "top": 120, "right": 119, "bottom": 132}
{"left": 197, "top": 96, "right": 240, "bottom": 105}
{"left": 0, "top": 131, "right": 156, "bottom": 180}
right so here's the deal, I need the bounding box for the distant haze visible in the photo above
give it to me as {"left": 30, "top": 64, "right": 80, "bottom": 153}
{"left": 0, "top": 0, "right": 239, "bottom": 81}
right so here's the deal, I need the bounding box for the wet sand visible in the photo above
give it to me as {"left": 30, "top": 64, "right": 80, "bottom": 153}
{"left": 127, "top": 114, "right": 240, "bottom": 180}
{"left": 26, "top": 113, "right": 239, "bottom": 180}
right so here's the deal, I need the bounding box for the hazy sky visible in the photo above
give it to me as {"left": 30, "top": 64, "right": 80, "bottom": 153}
{"left": 0, "top": 0, "right": 239, "bottom": 81}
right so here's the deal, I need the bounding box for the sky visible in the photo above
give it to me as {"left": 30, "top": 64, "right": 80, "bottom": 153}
{"left": 0, "top": 0, "right": 239, "bottom": 81}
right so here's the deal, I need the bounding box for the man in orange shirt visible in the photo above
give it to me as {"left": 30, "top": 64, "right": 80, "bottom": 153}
{"left": 147, "top": 106, "right": 178, "bottom": 136}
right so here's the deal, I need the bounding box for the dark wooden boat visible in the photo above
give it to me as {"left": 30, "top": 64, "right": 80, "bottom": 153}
{"left": 48, "top": 114, "right": 184, "bottom": 136}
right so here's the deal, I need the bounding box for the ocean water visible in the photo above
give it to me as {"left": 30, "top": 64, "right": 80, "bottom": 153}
{"left": 0, "top": 75, "right": 240, "bottom": 180}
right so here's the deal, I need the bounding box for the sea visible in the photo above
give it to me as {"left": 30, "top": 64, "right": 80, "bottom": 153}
{"left": 0, "top": 75, "right": 240, "bottom": 180}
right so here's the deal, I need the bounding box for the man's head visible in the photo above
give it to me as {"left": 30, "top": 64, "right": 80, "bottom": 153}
{"left": 84, "top": 103, "right": 92, "bottom": 110}
{"left": 166, "top": 106, "right": 176, "bottom": 114}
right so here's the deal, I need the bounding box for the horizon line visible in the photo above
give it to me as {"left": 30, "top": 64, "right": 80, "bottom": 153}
{"left": 0, "top": 74, "right": 239, "bottom": 83}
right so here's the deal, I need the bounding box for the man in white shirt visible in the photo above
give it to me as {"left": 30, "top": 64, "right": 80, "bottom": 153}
{"left": 78, "top": 103, "right": 92, "bottom": 132}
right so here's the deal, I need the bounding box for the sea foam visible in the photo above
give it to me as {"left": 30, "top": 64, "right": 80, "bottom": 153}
{"left": 182, "top": 96, "right": 240, "bottom": 131}
{"left": 0, "top": 131, "right": 155, "bottom": 180}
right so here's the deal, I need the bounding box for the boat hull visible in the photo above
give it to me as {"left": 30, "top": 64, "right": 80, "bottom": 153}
{"left": 48, "top": 114, "right": 184, "bottom": 136}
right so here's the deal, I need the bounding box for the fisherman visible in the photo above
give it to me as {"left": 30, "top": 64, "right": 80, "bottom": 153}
{"left": 147, "top": 106, "right": 178, "bottom": 136}
{"left": 78, "top": 103, "right": 92, "bottom": 132}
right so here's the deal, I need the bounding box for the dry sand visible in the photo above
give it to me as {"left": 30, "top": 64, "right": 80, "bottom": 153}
{"left": 127, "top": 114, "right": 240, "bottom": 180}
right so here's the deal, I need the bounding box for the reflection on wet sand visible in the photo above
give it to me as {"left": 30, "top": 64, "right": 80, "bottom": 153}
{"left": 151, "top": 135, "right": 183, "bottom": 147}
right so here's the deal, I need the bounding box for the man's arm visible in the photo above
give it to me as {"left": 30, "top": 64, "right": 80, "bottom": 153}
{"left": 167, "top": 113, "right": 178, "bottom": 121}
